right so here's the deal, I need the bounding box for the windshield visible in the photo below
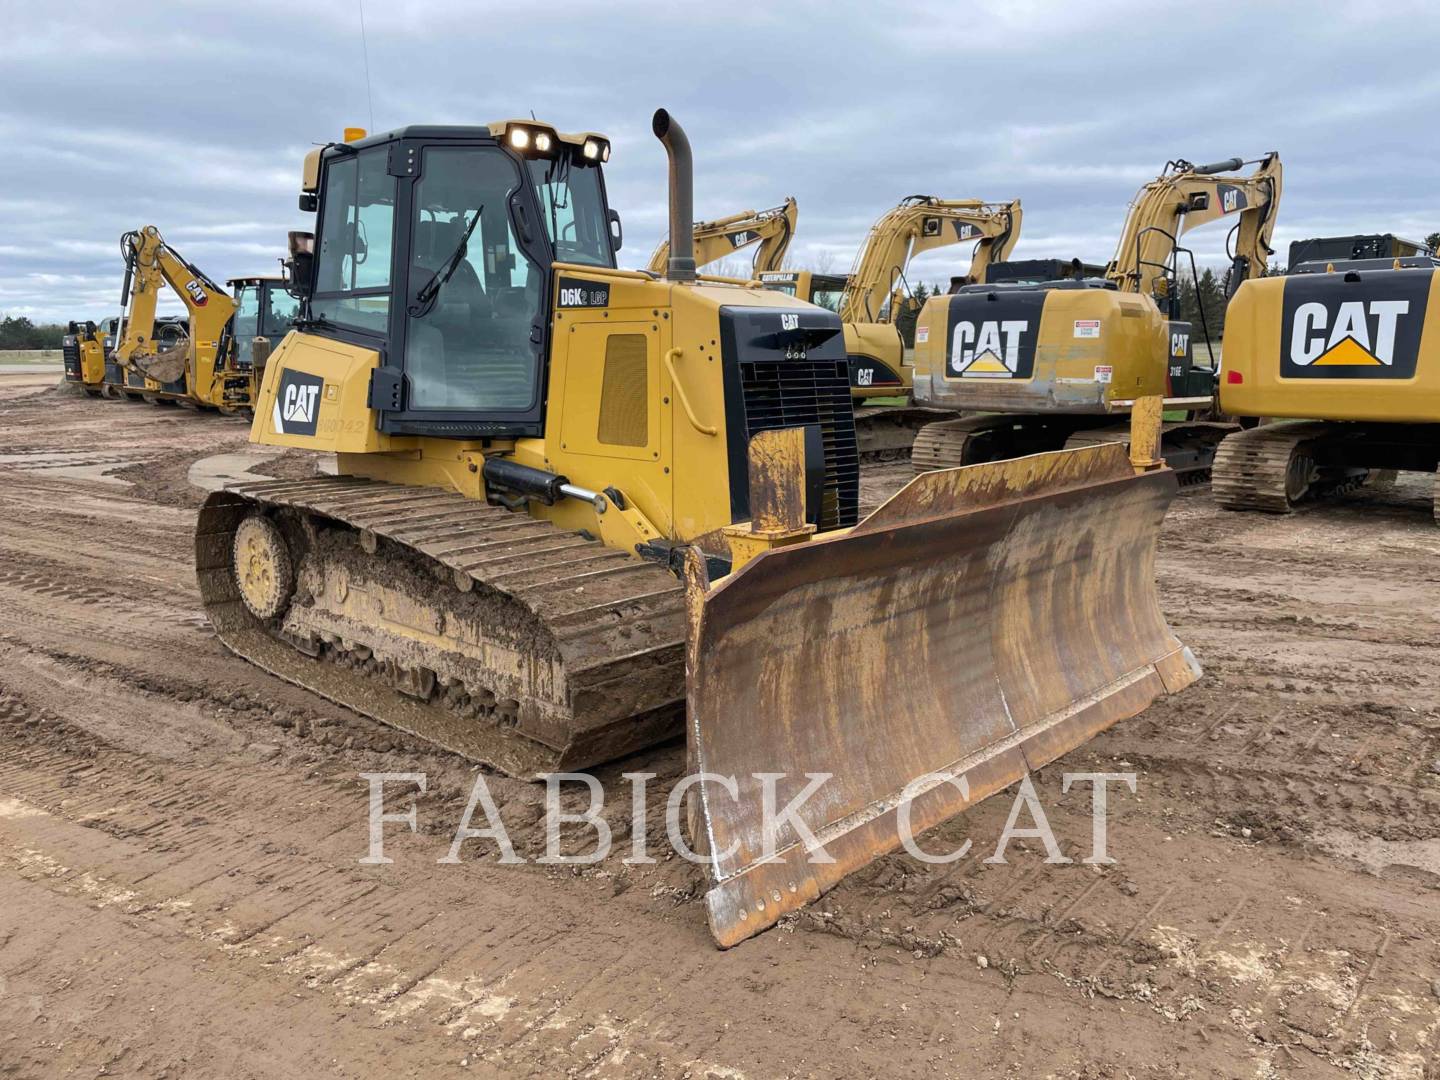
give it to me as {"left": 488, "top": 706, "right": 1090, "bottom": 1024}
{"left": 527, "top": 157, "right": 613, "bottom": 268}
{"left": 810, "top": 286, "right": 844, "bottom": 312}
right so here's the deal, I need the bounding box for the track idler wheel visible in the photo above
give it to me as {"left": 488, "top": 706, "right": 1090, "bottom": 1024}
{"left": 232, "top": 514, "right": 294, "bottom": 620}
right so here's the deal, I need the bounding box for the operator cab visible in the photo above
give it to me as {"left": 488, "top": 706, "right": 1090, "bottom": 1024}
{"left": 290, "top": 122, "right": 620, "bottom": 439}
{"left": 229, "top": 276, "right": 300, "bottom": 370}
{"left": 757, "top": 270, "right": 847, "bottom": 313}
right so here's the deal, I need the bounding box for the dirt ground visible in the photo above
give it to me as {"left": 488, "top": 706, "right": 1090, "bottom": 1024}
{"left": 1, "top": 374, "right": 1438, "bottom": 1079}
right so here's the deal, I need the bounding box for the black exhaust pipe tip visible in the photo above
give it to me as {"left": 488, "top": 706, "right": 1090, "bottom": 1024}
{"left": 652, "top": 108, "right": 672, "bottom": 138}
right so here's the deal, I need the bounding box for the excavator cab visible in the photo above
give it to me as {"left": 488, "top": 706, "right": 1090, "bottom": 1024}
{"left": 757, "top": 270, "right": 848, "bottom": 312}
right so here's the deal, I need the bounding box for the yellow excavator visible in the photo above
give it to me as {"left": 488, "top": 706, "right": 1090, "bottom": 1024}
{"left": 760, "top": 196, "right": 1022, "bottom": 457}
{"left": 107, "top": 226, "right": 256, "bottom": 410}
{"left": 646, "top": 197, "right": 796, "bottom": 277}
{"left": 910, "top": 154, "right": 1283, "bottom": 478}
{"left": 195, "top": 111, "right": 1197, "bottom": 947}
{"left": 1214, "top": 239, "right": 1440, "bottom": 521}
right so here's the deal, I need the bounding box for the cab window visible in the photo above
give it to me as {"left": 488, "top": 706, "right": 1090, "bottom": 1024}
{"left": 264, "top": 288, "right": 300, "bottom": 336}
{"left": 404, "top": 146, "right": 541, "bottom": 412}
{"left": 527, "top": 157, "right": 613, "bottom": 268}
{"left": 233, "top": 285, "right": 262, "bottom": 346}
{"left": 312, "top": 148, "right": 395, "bottom": 333}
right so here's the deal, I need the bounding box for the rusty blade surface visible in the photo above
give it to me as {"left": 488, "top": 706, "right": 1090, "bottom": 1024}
{"left": 685, "top": 443, "right": 1200, "bottom": 947}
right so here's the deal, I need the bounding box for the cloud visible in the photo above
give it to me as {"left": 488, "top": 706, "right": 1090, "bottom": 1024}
{"left": 1, "top": 0, "right": 1438, "bottom": 323}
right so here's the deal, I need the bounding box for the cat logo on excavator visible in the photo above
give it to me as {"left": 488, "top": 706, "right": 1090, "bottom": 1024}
{"left": 1280, "top": 269, "right": 1431, "bottom": 379}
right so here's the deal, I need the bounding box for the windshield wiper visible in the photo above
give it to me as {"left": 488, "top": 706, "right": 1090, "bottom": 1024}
{"left": 408, "top": 206, "right": 483, "bottom": 318}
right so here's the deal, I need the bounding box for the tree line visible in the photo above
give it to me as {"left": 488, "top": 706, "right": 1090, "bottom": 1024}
{"left": 0, "top": 316, "right": 68, "bottom": 350}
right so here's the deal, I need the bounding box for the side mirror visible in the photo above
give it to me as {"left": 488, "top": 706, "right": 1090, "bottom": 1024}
{"left": 287, "top": 231, "right": 316, "bottom": 299}
{"left": 289, "top": 252, "right": 315, "bottom": 298}
{"left": 609, "top": 209, "right": 623, "bottom": 252}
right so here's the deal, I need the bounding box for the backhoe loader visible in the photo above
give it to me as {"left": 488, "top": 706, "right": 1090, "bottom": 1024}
{"left": 910, "top": 154, "right": 1283, "bottom": 479}
{"left": 106, "top": 226, "right": 256, "bottom": 410}
{"left": 646, "top": 197, "right": 796, "bottom": 276}
{"left": 195, "top": 110, "right": 1198, "bottom": 947}
{"left": 760, "top": 196, "right": 1022, "bottom": 457}
{"left": 1213, "top": 242, "right": 1440, "bottom": 521}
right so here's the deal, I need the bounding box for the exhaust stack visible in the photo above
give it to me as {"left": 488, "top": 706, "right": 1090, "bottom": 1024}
{"left": 652, "top": 109, "right": 696, "bottom": 282}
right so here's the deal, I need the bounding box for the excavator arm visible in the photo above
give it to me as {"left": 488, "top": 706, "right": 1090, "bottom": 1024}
{"left": 646, "top": 197, "right": 797, "bottom": 275}
{"left": 1107, "top": 153, "right": 1283, "bottom": 300}
{"left": 838, "top": 197, "right": 1023, "bottom": 324}
{"left": 115, "top": 225, "right": 238, "bottom": 386}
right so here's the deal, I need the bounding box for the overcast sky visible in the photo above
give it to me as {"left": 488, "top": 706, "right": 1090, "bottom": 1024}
{"left": 4, "top": 0, "right": 1439, "bottom": 322}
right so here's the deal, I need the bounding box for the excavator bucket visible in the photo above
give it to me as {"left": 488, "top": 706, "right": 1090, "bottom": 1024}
{"left": 684, "top": 438, "right": 1199, "bottom": 947}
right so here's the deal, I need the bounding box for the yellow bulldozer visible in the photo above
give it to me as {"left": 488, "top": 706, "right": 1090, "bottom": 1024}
{"left": 646, "top": 197, "right": 797, "bottom": 277}
{"left": 910, "top": 154, "right": 1283, "bottom": 478}
{"left": 196, "top": 110, "right": 1198, "bottom": 946}
{"left": 1214, "top": 240, "right": 1440, "bottom": 520}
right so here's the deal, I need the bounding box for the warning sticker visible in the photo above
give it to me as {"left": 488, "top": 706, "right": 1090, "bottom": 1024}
{"left": 916, "top": 326, "right": 929, "bottom": 344}
{"left": 1073, "top": 320, "right": 1101, "bottom": 339}
{"left": 1093, "top": 365, "right": 1113, "bottom": 384}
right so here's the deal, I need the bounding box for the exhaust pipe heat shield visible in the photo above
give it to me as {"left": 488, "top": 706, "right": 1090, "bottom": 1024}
{"left": 685, "top": 443, "right": 1199, "bottom": 947}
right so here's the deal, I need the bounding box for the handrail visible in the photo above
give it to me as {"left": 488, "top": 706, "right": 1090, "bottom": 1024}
{"left": 663, "top": 347, "right": 717, "bottom": 436}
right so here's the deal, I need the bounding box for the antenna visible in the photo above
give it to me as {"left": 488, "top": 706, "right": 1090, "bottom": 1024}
{"left": 357, "top": 0, "right": 376, "bottom": 132}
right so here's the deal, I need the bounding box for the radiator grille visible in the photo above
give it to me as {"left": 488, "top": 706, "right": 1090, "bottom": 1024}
{"left": 597, "top": 334, "right": 648, "bottom": 447}
{"left": 737, "top": 357, "right": 859, "bottom": 529}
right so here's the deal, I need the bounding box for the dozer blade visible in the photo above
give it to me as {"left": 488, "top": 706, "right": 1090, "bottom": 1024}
{"left": 684, "top": 442, "right": 1199, "bottom": 947}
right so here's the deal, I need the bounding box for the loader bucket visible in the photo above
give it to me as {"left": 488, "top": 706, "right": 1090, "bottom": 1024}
{"left": 133, "top": 345, "right": 188, "bottom": 387}
{"left": 684, "top": 442, "right": 1199, "bottom": 947}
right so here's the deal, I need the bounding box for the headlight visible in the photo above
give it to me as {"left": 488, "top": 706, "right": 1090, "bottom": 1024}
{"left": 582, "top": 139, "right": 600, "bottom": 160}
{"left": 509, "top": 127, "right": 531, "bottom": 150}
{"left": 534, "top": 131, "right": 552, "bottom": 153}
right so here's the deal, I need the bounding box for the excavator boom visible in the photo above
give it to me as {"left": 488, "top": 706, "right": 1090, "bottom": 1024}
{"left": 1107, "top": 153, "right": 1282, "bottom": 298}
{"left": 839, "top": 196, "right": 1023, "bottom": 324}
{"left": 647, "top": 197, "right": 797, "bottom": 276}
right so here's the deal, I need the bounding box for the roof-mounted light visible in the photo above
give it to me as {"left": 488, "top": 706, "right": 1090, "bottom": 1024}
{"left": 509, "top": 127, "right": 531, "bottom": 150}
{"left": 535, "top": 131, "right": 553, "bottom": 152}
{"left": 582, "top": 138, "right": 601, "bottom": 160}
